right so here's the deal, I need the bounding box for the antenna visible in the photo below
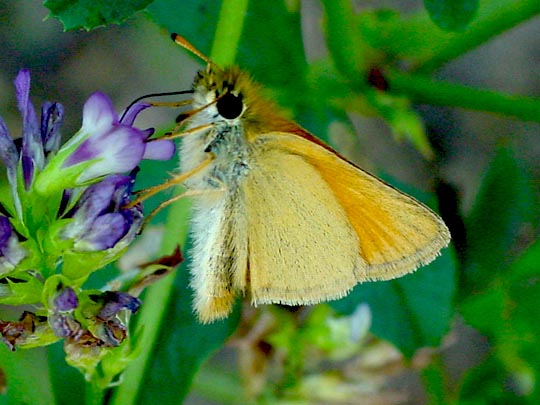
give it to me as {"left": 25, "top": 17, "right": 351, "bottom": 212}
{"left": 171, "top": 33, "right": 212, "bottom": 64}
{"left": 120, "top": 90, "right": 194, "bottom": 122}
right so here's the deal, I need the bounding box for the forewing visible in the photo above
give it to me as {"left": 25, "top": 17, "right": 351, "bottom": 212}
{"left": 244, "top": 147, "right": 361, "bottom": 306}
{"left": 257, "top": 132, "right": 451, "bottom": 281}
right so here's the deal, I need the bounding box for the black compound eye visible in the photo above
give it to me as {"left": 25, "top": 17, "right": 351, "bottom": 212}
{"left": 216, "top": 92, "right": 243, "bottom": 119}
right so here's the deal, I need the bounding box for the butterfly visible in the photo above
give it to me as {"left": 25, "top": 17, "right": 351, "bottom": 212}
{"left": 150, "top": 35, "right": 450, "bottom": 323}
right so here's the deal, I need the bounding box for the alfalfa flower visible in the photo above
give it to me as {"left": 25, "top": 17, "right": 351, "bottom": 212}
{"left": 61, "top": 171, "right": 142, "bottom": 252}
{"left": 0, "top": 215, "right": 26, "bottom": 275}
{"left": 0, "top": 69, "right": 177, "bottom": 369}
{"left": 35, "top": 91, "right": 175, "bottom": 195}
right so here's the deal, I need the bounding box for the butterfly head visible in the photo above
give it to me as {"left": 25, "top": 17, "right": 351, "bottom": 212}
{"left": 171, "top": 34, "right": 304, "bottom": 136}
{"left": 193, "top": 64, "right": 251, "bottom": 122}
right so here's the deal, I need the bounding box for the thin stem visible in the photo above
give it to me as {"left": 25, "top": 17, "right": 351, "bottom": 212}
{"left": 321, "top": 0, "right": 377, "bottom": 84}
{"left": 387, "top": 69, "right": 540, "bottom": 122}
{"left": 362, "top": 0, "right": 540, "bottom": 74}
{"left": 412, "top": 0, "right": 540, "bottom": 73}
{"left": 420, "top": 0, "right": 540, "bottom": 72}
{"left": 210, "top": 0, "right": 249, "bottom": 65}
{"left": 85, "top": 380, "right": 106, "bottom": 405}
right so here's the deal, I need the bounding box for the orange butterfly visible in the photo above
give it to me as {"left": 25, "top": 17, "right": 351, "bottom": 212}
{"left": 145, "top": 35, "right": 450, "bottom": 323}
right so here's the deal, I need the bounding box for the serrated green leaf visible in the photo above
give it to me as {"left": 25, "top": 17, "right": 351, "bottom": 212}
{"left": 0, "top": 274, "right": 43, "bottom": 305}
{"left": 424, "top": 0, "right": 479, "bottom": 32}
{"left": 44, "top": 0, "right": 154, "bottom": 31}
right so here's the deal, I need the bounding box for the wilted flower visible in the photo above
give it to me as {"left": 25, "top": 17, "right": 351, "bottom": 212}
{"left": 0, "top": 311, "right": 48, "bottom": 351}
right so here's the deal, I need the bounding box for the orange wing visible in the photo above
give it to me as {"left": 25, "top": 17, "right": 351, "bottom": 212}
{"left": 256, "top": 131, "right": 451, "bottom": 281}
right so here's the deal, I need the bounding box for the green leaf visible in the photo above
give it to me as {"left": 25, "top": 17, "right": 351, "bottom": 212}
{"left": 459, "top": 355, "right": 530, "bottom": 404}
{"left": 455, "top": 141, "right": 540, "bottom": 404}
{"left": 363, "top": 89, "right": 433, "bottom": 158}
{"left": 330, "top": 188, "right": 455, "bottom": 357}
{"left": 463, "top": 146, "right": 540, "bottom": 293}
{"left": 146, "top": 0, "right": 221, "bottom": 57}
{"left": 0, "top": 273, "right": 43, "bottom": 305}
{"left": 460, "top": 241, "right": 540, "bottom": 402}
{"left": 424, "top": 0, "right": 479, "bottom": 32}
{"left": 0, "top": 346, "right": 55, "bottom": 405}
{"left": 44, "top": 0, "right": 154, "bottom": 31}
{"left": 236, "top": 1, "right": 305, "bottom": 88}
{"left": 48, "top": 341, "right": 86, "bottom": 405}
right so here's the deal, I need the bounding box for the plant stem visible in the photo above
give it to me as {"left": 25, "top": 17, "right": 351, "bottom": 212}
{"left": 210, "top": 0, "right": 249, "bottom": 65}
{"left": 421, "top": 353, "right": 454, "bottom": 405}
{"left": 110, "top": 199, "right": 189, "bottom": 405}
{"left": 321, "top": 0, "right": 377, "bottom": 83}
{"left": 85, "top": 380, "right": 106, "bottom": 405}
{"left": 387, "top": 69, "right": 540, "bottom": 122}
{"left": 414, "top": 0, "right": 540, "bottom": 73}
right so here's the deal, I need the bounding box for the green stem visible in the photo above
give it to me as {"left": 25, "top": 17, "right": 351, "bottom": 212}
{"left": 109, "top": 198, "right": 188, "bottom": 405}
{"left": 321, "top": 0, "right": 377, "bottom": 83}
{"left": 111, "top": 3, "right": 248, "bottom": 403}
{"left": 420, "top": 353, "right": 455, "bottom": 405}
{"left": 387, "top": 69, "right": 540, "bottom": 122}
{"left": 85, "top": 380, "right": 105, "bottom": 405}
{"left": 210, "top": 0, "right": 249, "bottom": 65}
{"left": 414, "top": 0, "right": 540, "bottom": 73}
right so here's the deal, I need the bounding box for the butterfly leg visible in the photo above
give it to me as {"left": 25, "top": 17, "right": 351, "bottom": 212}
{"left": 125, "top": 155, "right": 214, "bottom": 208}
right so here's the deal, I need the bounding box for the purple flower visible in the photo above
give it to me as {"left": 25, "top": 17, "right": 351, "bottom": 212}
{"left": 61, "top": 171, "right": 143, "bottom": 251}
{"left": 54, "top": 286, "right": 79, "bottom": 311}
{"left": 15, "top": 70, "right": 65, "bottom": 190}
{"left": 17, "top": 70, "right": 45, "bottom": 190}
{"left": 61, "top": 92, "right": 175, "bottom": 184}
{"left": 0, "top": 216, "right": 26, "bottom": 274}
{"left": 0, "top": 119, "right": 21, "bottom": 219}
{"left": 94, "top": 291, "right": 141, "bottom": 320}
{"left": 1, "top": 70, "right": 65, "bottom": 219}
{"left": 41, "top": 101, "right": 64, "bottom": 155}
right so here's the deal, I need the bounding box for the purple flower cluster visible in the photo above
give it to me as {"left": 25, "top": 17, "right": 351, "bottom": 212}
{"left": 0, "top": 69, "right": 176, "bottom": 359}
{"left": 62, "top": 171, "right": 144, "bottom": 251}
{"left": 0, "top": 69, "right": 174, "bottom": 255}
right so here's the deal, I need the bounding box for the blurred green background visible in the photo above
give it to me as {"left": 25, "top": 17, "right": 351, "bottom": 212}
{"left": 1, "top": 0, "right": 540, "bottom": 404}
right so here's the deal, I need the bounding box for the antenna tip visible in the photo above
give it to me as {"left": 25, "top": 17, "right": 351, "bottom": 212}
{"left": 171, "top": 32, "right": 178, "bottom": 41}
